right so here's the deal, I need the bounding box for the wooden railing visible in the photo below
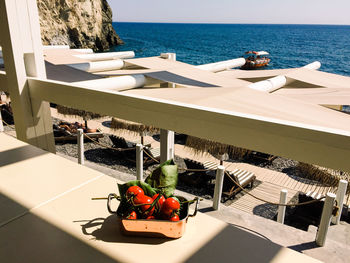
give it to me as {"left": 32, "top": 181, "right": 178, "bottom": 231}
{"left": 1, "top": 0, "right": 350, "bottom": 172}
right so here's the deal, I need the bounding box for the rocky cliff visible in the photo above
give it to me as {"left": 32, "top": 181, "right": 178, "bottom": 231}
{"left": 37, "top": 0, "right": 123, "bottom": 51}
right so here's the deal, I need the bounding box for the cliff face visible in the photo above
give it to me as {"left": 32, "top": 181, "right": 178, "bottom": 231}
{"left": 37, "top": 0, "right": 123, "bottom": 51}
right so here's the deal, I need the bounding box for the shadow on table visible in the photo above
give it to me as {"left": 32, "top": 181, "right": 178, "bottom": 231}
{"left": 0, "top": 144, "right": 47, "bottom": 167}
{"left": 0, "top": 193, "right": 119, "bottom": 263}
{"left": 184, "top": 225, "right": 288, "bottom": 263}
{"left": 80, "top": 215, "right": 170, "bottom": 245}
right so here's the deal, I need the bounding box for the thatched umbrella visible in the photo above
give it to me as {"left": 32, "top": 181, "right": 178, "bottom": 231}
{"left": 56, "top": 105, "right": 104, "bottom": 131}
{"left": 110, "top": 117, "right": 159, "bottom": 144}
{"left": 185, "top": 135, "right": 251, "bottom": 164}
{"left": 297, "top": 162, "right": 350, "bottom": 194}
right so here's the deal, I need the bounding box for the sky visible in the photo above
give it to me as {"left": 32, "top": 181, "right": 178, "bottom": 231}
{"left": 107, "top": 0, "right": 350, "bottom": 25}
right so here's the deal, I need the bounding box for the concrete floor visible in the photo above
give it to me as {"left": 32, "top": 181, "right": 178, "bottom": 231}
{"left": 58, "top": 152, "right": 350, "bottom": 263}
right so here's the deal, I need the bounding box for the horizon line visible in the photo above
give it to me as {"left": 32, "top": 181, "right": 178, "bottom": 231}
{"left": 112, "top": 21, "right": 350, "bottom": 26}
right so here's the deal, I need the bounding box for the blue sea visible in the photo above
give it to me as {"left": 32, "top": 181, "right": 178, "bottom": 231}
{"left": 111, "top": 23, "right": 350, "bottom": 77}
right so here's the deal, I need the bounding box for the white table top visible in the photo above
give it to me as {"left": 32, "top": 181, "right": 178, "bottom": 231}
{"left": 0, "top": 133, "right": 321, "bottom": 262}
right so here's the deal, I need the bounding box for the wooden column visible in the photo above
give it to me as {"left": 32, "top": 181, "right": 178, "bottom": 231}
{"left": 213, "top": 165, "right": 225, "bottom": 210}
{"left": 77, "top": 129, "right": 84, "bottom": 165}
{"left": 136, "top": 144, "right": 143, "bottom": 181}
{"left": 160, "top": 129, "right": 174, "bottom": 163}
{"left": 332, "top": 180, "right": 348, "bottom": 225}
{"left": 316, "top": 193, "right": 336, "bottom": 247}
{"left": 277, "top": 189, "right": 288, "bottom": 224}
{"left": 0, "top": 0, "right": 55, "bottom": 152}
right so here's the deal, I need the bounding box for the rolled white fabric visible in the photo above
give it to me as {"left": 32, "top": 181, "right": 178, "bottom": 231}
{"left": 43, "top": 45, "right": 70, "bottom": 50}
{"left": 74, "top": 51, "right": 135, "bottom": 61}
{"left": 247, "top": 61, "right": 321, "bottom": 93}
{"left": 196, "top": 58, "right": 246, "bottom": 72}
{"left": 160, "top": 53, "right": 176, "bottom": 60}
{"left": 67, "top": 59, "right": 125, "bottom": 73}
{"left": 74, "top": 75, "right": 148, "bottom": 91}
{"left": 248, "top": 75, "right": 287, "bottom": 92}
{"left": 71, "top": 48, "right": 94, "bottom": 54}
{"left": 303, "top": 61, "right": 321, "bottom": 70}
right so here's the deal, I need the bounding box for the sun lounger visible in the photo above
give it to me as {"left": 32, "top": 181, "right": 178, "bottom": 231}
{"left": 306, "top": 191, "right": 323, "bottom": 200}
{"left": 53, "top": 122, "right": 103, "bottom": 143}
{"left": 223, "top": 168, "right": 256, "bottom": 198}
{"left": 143, "top": 146, "right": 161, "bottom": 164}
{"left": 109, "top": 135, "right": 136, "bottom": 149}
{"left": 184, "top": 158, "right": 218, "bottom": 173}
{"left": 183, "top": 158, "right": 219, "bottom": 181}
{"left": 109, "top": 135, "right": 159, "bottom": 164}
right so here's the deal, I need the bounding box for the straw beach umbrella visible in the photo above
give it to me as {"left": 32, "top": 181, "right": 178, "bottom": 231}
{"left": 297, "top": 162, "right": 350, "bottom": 192}
{"left": 110, "top": 117, "right": 159, "bottom": 144}
{"left": 185, "top": 135, "right": 251, "bottom": 164}
{"left": 56, "top": 105, "right": 104, "bottom": 131}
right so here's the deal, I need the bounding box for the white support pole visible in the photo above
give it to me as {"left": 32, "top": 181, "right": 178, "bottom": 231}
{"left": 159, "top": 53, "right": 176, "bottom": 163}
{"left": 136, "top": 144, "right": 143, "bottom": 181}
{"left": 213, "top": 165, "right": 225, "bottom": 210}
{"left": 160, "top": 129, "right": 175, "bottom": 163}
{"left": 0, "top": 0, "right": 55, "bottom": 152}
{"left": 316, "top": 192, "right": 336, "bottom": 247}
{"left": 77, "top": 129, "right": 84, "bottom": 165}
{"left": 277, "top": 189, "right": 288, "bottom": 224}
{"left": 161, "top": 53, "right": 176, "bottom": 88}
{"left": 332, "top": 180, "right": 348, "bottom": 225}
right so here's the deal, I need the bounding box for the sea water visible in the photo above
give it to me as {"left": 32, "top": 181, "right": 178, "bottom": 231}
{"left": 112, "top": 22, "right": 350, "bottom": 77}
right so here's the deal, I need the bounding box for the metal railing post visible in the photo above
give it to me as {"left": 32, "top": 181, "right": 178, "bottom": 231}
{"left": 332, "top": 180, "right": 348, "bottom": 225}
{"left": 77, "top": 129, "right": 84, "bottom": 165}
{"left": 277, "top": 189, "right": 288, "bottom": 224}
{"left": 316, "top": 192, "right": 336, "bottom": 247}
{"left": 136, "top": 143, "right": 143, "bottom": 181}
{"left": 213, "top": 165, "right": 225, "bottom": 210}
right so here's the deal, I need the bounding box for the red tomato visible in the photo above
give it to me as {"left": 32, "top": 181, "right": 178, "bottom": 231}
{"left": 161, "top": 197, "right": 180, "bottom": 219}
{"left": 146, "top": 215, "right": 156, "bottom": 220}
{"left": 126, "top": 186, "right": 144, "bottom": 199}
{"left": 163, "top": 197, "right": 180, "bottom": 211}
{"left": 133, "top": 194, "right": 147, "bottom": 205}
{"left": 126, "top": 211, "right": 137, "bottom": 219}
{"left": 140, "top": 196, "right": 154, "bottom": 214}
{"left": 152, "top": 194, "right": 165, "bottom": 211}
{"left": 169, "top": 214, "right": 180, "bottom": 222}
{"left": 161, "top": 208, "right": 173, "bottom": 219}
{"left": 133, "top": 195, "right": 155, "bottom": 216}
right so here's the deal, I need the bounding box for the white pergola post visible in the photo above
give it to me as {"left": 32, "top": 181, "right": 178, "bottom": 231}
{"left": 316, "top": 193, "right": 336, "bottom": 247}
{"left": 213, "top": 165, "right": 225, "bottom": 210}
{"left": 166, "top": 53, "right": 176, "bottom": 89}
{"left": 136, "top": 144, "right": 143, "bottom": 181}
{"left": 159, "top": 53, "right": 176, "bottom": 164}
{"left": 160, "top": 129, "right": 174, "bottom": 163}
{"left": 332, "top": 179, "right": 348, "bottom": 225}
{"left": 277, "top": 189, "right": 288, "bottom": 224}
{"left": 77, "top": 129, "right": 84, "bottom": 165}
{"left": 0, "top": 0, "right": 55, "bottom": 153}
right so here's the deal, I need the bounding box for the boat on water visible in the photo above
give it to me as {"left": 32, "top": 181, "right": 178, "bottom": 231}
{"left": 241, "top": 51, "right": 270, "bottom": 69}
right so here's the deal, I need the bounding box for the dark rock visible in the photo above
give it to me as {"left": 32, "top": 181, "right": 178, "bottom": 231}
{"left": 37, "top": 0, "right": 123, "bottom": 51}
